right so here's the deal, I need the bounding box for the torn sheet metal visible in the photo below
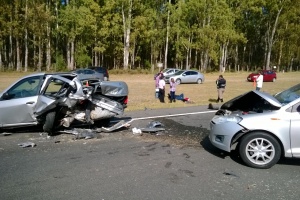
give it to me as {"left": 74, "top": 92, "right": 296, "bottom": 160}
{"left": 101, "top": 120, "right": 131, "bottom": 132}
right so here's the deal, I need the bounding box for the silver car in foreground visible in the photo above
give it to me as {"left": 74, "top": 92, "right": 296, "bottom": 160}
{"left": 164, "top": 70, "right": 204, "bottom": 84}
{"left": 209, "top": 84, "right": 300, "bottom": 169}
{"left": 0, "top": 73, "right": 128, "bottom": 135}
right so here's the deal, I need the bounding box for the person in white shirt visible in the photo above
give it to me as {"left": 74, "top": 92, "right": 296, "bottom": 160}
{"left": 158, "top": 75, "right": 166, "bottom": 103}
{"left": 256, "top": 71, "right": 264, "bottom": 91}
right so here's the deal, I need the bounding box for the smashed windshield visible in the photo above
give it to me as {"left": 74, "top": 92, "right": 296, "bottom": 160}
{"left": 274, "top": 84, "right": 300, "bottom": 105}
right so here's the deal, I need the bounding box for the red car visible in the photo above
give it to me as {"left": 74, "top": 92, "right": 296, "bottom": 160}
{"left": 247, "top": 70, "right": 277, "bottom": 82}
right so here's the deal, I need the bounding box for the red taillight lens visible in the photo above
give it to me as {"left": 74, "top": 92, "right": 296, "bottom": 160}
{"left": 124, "top": 96, "right": 128, "bottom": 104}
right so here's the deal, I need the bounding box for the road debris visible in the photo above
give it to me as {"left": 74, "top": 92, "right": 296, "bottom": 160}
{"left": 132, "top": 127, "right": 142, "bottom": 135}
{"left": 60, "top": 128, "right": 97, "bottom": 140}
{"left": 2, "top": 132, "right": 12, "bottom": 136}
{"left": 102, "top": 120, "right": 131, "bottom": 132}
{"left": 18, "top": 142, "right": 36, "bottom": 148}
{"left": 134, "top": 121, "right": 166, "bottom": 134}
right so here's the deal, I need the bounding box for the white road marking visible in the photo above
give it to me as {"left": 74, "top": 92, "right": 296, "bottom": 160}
{"left": 115, "top": 110, "right": 216, "bottom": 124}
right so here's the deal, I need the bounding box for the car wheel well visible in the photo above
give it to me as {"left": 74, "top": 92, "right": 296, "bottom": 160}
{"left": 232, "top": 130, "right": 284, "bottom": 156}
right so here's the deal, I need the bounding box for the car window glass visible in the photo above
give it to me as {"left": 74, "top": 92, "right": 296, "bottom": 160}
{"left": 5, "top": 76, "right": 41, "bottom": 99}
{"left": 291, "top": 102, "right": 300, "bottom": 112}
{"left": 190, "top": 71, "right": 197, "bottom": 75}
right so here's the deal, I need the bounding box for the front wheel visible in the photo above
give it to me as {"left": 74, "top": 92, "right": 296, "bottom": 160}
{"left": 239, "top": 132, "right": 281, "bottom": 169}
{"left": 197, "top": 78, "right": 202, "bottom": 84}
{"left": 176, "top": 79, "right": 181, "bottom": 84}
{"left": 43, "top": 111, "right": 56, "bottom": 136}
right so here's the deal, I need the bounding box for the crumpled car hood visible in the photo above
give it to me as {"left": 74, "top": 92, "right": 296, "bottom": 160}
{"left": 220, "top": 90, "right": 282, "bottom": 112}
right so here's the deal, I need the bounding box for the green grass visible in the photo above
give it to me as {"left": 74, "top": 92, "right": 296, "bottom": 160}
{"left": 1, "top": 71, "right": 299, "bottom": 111}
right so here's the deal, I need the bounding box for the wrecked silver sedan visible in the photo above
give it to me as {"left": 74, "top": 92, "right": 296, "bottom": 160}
{"left": 0, "top": 72, "right": 128, "bottom": 135}
{"left": 209, "top": 84, "right": 300, "bottom": 169}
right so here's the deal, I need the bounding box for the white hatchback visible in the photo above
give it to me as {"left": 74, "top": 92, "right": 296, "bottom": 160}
{"left": 209, "top": 84, "right": 300, "bottom": 169}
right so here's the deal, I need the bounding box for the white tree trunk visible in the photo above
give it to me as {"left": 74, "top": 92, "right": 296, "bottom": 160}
{"left": 122, "top": 0, "right": 132, "bottom": 70}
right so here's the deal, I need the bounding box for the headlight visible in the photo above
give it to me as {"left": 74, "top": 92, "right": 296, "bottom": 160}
{"left": 212, "top": 115, "right": 243, "bottom": 124}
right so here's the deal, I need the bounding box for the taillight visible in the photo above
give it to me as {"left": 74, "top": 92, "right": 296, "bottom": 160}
{"left": 123, "top": 96, "right": 128, "bottom": 104}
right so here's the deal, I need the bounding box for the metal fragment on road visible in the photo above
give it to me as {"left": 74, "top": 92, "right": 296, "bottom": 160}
{"left": 18, "top": 142, "right": 36, "bottom": 148}
{"left": 102, "top": 120, "right": 131, "bottom": 132}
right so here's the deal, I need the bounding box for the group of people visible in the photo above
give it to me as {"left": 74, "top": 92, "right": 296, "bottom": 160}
{"left": 154, "top": 69, "right": 264, "bottom": 105}
{"left": 155, "top": 71, "right": 176, "bottom": 103}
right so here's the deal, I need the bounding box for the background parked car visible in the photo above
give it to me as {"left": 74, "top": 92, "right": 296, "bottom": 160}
{"left": 165, "top": 70, "right": 205, "bottom": 84}
{"left": 162, "top": 68, "right": 180, "bottom": 77}
{"left": 247, "top": 70, "right": 277, "bottom": 82}
{"left": 72, "top": 68, "right": 104, "bottom": 81}
{"left": 209, "top": 84, "right": 300, "bottom": 169}
{"left": 89, "top": 66, "right": 109, "bottom": 81}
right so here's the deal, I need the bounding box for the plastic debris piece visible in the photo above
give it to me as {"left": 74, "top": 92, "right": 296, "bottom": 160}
{"left": 147, "top": 121, "right": 164, "bottom": 129}
{"left": 2, "top": 132, "right": 12, "bottom": 136}
{"left": 132, "top": 127, "right": 142, "bottom": 135}
{"left": 18, "top": 142, "right": 36, "bottom": 148}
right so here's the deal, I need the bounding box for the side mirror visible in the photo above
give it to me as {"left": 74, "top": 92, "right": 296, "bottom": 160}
{"left": 2, "top": 92, "right": 13, "bottom": 100}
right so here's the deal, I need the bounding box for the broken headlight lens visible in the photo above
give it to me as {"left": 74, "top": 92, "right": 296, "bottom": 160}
{"left": 212, "top": 115, "right": 243, "bottom": 124}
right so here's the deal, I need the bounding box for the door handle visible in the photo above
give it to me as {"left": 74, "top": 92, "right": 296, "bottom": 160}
{"left": 26, "top": 101, "right": 35, "bottom": 104}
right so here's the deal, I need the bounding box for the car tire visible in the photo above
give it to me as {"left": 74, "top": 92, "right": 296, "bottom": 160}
{"left": 43, "top": 111, "right": 56, "bottom": 136}
{"left": 176, "top": 79, "right": 181, "bottom": 84}
{"left": 239, "top": 132, "right": 281, "bottom": 169}
{"left": 197, "top": 78, "right": 202, "bottom": 84}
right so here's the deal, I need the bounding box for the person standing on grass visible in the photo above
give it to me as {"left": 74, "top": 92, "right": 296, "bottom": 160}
{"left": 158, "top": 75, "right": 166, "bottom": 103}
{"left": 216, "top": 75, "right": 226, "bottom": 103}
{"left": 169, "top": 78, "right": 176, "bottom": 103}
{"left": 255, "top": 71, "right": 263, "bottom": 91}
{"left": 155, "top": 71, "right": 162, "bottom": 88}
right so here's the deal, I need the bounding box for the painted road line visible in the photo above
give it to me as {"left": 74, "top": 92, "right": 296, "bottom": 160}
{"left": 113, "top": 110, "right": 216, "bottom": 124}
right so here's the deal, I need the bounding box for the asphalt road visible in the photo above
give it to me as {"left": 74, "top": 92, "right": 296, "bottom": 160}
{"left": 1, "top": 105, "right": 300, "bottom": 200}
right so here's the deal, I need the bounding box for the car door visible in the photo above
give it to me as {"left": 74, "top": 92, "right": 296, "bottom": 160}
{"left": 0, "top": 75, "right": 42, "bottom": 127}
{"left": 263, "top": 70, "right": 271, "bottom": 82}
{"left": 180, "top": 71, "right": 190, "bottom": 83}
{"left": 289, "top": 101, "right": 300, "bottom": 157}
{"left": 189, "top": 71, "right": 198, "bottom": 83}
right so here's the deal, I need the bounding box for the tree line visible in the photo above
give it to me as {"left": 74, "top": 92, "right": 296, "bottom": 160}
{"left": 0, "top": 0, "right": 299, "bottom": 73}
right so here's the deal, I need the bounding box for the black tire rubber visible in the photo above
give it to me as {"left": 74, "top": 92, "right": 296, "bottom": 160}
{"left": 43, "top": 111, "right": 56, "bottom": 136}
{"left": 239, "top": 132, "right": 281, "bottom": 169}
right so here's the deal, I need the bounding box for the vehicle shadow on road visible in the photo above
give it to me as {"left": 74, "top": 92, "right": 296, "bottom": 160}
{"left": 201, "top": 136, "right": 246, "bottom": 165}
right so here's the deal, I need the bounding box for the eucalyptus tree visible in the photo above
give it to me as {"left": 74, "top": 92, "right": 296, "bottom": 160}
{"left": 58, "top": 0, "right": 99, "bottom": 70}
{"left": 262, "top": 0, "right": 291, "bottom": 70}
{"left": 132, "top": 0, "right": 166, "bottom": 71}
{"left": 0, "top": 1, "right": 11, "bottom": 70}
{"left": 274, "top": 0, "right": 300, "bottom": 71}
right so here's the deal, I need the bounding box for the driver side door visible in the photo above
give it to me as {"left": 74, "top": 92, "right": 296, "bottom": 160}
{"left": 0, "top": 75, "right": 42, "bottom": 127}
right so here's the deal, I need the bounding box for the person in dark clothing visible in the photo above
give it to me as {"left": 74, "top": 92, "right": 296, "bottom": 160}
{"left": 216, "top": 75, "right": 226, "bottom": 103}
